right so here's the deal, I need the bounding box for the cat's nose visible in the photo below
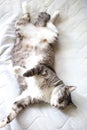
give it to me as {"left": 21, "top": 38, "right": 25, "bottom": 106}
{"left": 58, "top": 103, "right": 65, "bottom": 109}
{"left": 57, "top": 33, "right": 59, "bottom": 37}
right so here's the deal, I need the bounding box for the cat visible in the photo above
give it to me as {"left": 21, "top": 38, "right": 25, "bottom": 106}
{"left": 0, "top": 1, "right": 76, "bottom": 128}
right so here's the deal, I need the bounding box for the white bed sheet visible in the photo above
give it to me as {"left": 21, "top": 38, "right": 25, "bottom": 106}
{"left": 0, "top": 0, "right": 87, "bottom": 130}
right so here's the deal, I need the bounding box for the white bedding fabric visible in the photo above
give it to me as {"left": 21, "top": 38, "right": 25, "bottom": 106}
{"left": 0, "top": 0, "right": 87, "bottom": 130}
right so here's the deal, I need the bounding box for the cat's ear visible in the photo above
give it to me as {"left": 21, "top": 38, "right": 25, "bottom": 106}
{"left": 68, "top": 86, "right": 76, "bottom": 92}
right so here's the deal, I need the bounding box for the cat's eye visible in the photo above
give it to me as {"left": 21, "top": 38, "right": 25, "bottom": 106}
{"left": 59, "top": 97, "right": 64, "bottom": 103}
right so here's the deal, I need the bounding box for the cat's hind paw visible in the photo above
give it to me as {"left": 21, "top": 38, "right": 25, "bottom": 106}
{"left": 13, "top": 66, "right": 25, "bottom": 77}
{"left": 53, "top": 10, "right": 60, "bottom": 17}
{"left": 22, "top": 1, "right": 29, "bottom": 14}
{"left": 51, "top": 10, "right": 60, "bottom": 23}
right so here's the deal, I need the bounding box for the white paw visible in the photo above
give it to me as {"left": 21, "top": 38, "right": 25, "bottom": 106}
{"left": 13, "top": 66, "right": 22, "bottom": 74}
{"left": 22, "top": 1, "right": 29, "bottom": 14}
{"left": 54, "top": 10, "right": 60, "bottom": 17}
{"left": 50, "top": 94, "right": 59, "bottom": 107}
{"left": 50, "top": 95, "right": 65, "bottom": 109}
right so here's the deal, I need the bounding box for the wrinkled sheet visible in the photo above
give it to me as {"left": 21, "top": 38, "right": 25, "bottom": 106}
{"left": 0, "top": 0, "right": 87, "bottom": 130}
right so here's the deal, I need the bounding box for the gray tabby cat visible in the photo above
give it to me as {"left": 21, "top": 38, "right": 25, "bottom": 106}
{"left": 0, "top": 1, "right": 76, "bottom": 128}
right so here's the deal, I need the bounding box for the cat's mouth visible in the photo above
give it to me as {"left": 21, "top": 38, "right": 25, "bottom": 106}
{"left": 58, "top": 102, "right": 68, "bottom": 109}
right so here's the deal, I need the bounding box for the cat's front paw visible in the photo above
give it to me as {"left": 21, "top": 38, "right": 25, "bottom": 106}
{"left": 50, "top": 94, "right": 59, "bottom": 107}
{"left": 53, "top": 10, "right": 60, "bottom": 17}
{"left": 51, "top": 10, "right": 60, "bottom": 23}
{"left": 50, "top": 96, "right": 65, "bottom": 109}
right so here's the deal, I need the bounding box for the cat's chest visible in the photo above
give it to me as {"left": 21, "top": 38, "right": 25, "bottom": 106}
{"left": 22, "top": 24, "right": 56, "bottom": 45}
{"left": 23, "top": 24, "right": 50, "bottom": 36}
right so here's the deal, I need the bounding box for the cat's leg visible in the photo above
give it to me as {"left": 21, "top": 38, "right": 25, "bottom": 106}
{"left": 50, "top": 10, "right": 60, "bottom": 24}
{"left": 13, "top": 65, "right": 41, "bottom": 78}
{"left": 16, "top": 1, "right": 30, "bottom": 26}
{"left": 50, "top": 87, "right": 66, "bottom": 109}
{"left": 15, "top": 14, "right": 30, "bottom": 43}
{"left": 15, "top": 13, "right": 30, "bottom": 27}
{"left": 50, "top": 87, "right": 60, "bottom": 107}
{"left": 47, "top": 10, "right": 60, "bottom": 34}
{"left": 23, "top": 65, "right": 44, "bottom": 77}
{"left": 0, "top": 90, "right": 30, "bottom": 128}
{"left": 0, "top": 88, "right": 42, "bottom": 128}
{"left": 15, "top": 1, "right": 30, "bottom": 42}
{"left": 15, "top": 12, "right": 30, "bottom": 41}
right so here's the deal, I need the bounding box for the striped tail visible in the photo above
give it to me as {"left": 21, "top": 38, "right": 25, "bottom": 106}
{"left": 0, "top": 103, "right": 22, "bottom": 128}
{"left": 0, "top": 96, "right": 30, "bottom": 128}
{"left": 0, "top": 112, "right": 17, "bottom": 128}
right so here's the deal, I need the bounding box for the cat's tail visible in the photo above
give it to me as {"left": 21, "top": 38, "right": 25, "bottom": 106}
{"left": 0, "top": 96, "right": 30, "bottom": 128}
{"left": 0, "top": 112, "right": 17, "bottom": 128}
{"left": 0, "top": 119, "right": 9, "bottom": 128}
{"left": 0, "top": 104, "right": 21, "bottom": 128}
{"left": 22, "top": 1, "right": 29, "bottom": 14}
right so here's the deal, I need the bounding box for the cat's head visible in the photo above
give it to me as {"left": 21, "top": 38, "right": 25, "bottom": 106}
{"left": 58, "top": 86, "right": 76, "bottom": 109}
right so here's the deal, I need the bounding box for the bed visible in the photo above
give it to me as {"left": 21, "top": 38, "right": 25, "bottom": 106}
{"left": 0, "top": 0, "right": 87, "bottom": 130}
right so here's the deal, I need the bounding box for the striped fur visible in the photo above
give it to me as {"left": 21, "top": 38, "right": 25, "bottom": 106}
{"left": 0, "top": 1, "right": 76, "bottom": 128}
{"left": 23, "top": 64, "right": 64, "bottom": 88}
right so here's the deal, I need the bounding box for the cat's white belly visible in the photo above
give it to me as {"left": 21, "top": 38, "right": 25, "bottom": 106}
{"left": 42, "top": 86, "right": 54, "bottom": 103}
{"left": 23, "top": 24, "right": 57, "bottom": 44}
{"left": 25, "top": 76, "right": 54, "bottom": 103}
{"left": 25, "top": 53, "right": 43, "bottom": 69}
